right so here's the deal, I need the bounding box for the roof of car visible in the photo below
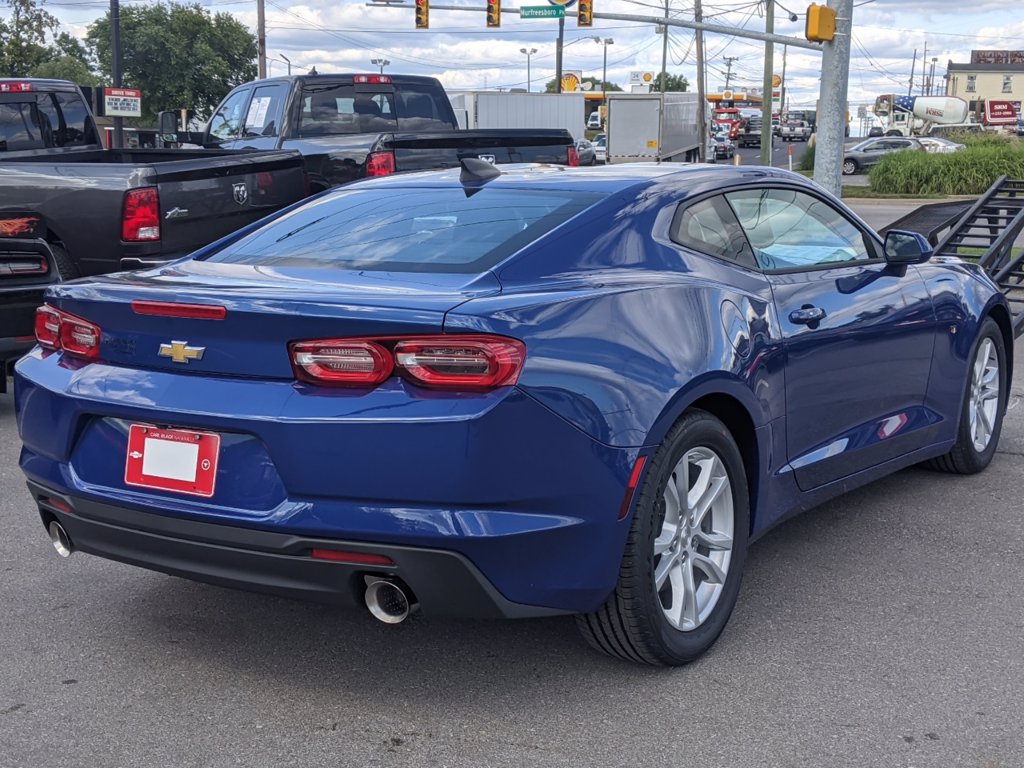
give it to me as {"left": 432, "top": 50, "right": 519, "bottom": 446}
{"left": 351, "top": 163, "right": 812, "bottom": 196}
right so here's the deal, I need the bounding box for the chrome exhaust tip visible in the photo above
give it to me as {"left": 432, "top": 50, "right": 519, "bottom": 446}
{"left": 48, "top": 521, "right": 73, "bottom": 558}
{"left": 364, "top": 579, "right": 414, "bottom": 624}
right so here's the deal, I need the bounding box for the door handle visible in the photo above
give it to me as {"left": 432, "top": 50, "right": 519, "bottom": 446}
{"left": 789, "top": 306, "right": 827, "bottom": 324}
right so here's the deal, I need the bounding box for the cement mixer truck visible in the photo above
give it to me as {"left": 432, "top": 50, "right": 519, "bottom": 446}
{"left": 873, "top": 95, "right": 974, "bottom": 137}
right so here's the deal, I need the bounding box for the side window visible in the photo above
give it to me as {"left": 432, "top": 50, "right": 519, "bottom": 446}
{"left": 725, "top": 188, "right": 873, "bottom": 271}
{"left": 243, "top": 83, "right": 289, "bottom": 137}
{"left": 54, "top": 93, "right": 94, "bottom": 145}
{"left": 208, "top": 89, "right": 250, "bottom": 142}
{"left": 0, "top": 101, "right": 48, "bottom": 150}
{"left": 670, "top": 196, "right": 756, "bottom": 268}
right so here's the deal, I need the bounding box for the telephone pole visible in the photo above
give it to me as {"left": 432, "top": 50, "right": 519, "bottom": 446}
{"left": 723, "top": 56, "right": 739, "bottom": 90}
{"left": 908, "top": 48, "right": 916, "bottom": 96}
{"left": 695, "top": 0, "right": 707, "bottom": 161}
{"left": 759, "top": 0, "right": 774, "bottom": 166}
{"left": 920, "top": 42, "right": 928, "bottom": 96}
{"left": 812, "top": 0, "right": 853, "bottom": 196}
{"left": 257, "top": 0, "right": 267, "bottom": 78}
{"left": 660, "top": 0, "right": 669, "bottom": 93}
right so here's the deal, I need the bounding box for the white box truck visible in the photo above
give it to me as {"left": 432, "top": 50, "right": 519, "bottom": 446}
{"left": 448, "top": 92, "right": 585, "bottom": 141}
{"left": 605, "top": 92, "right": 701, "bottom": 163}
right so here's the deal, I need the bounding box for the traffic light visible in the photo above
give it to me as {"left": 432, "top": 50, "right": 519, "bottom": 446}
{"left": 415, "top": 0, "right": 429, "bottom": 29}
{"left": 486, "top": 0, "right": 500, "bottom": 28}
{"left": 804, "top": 3, "right": 836, "bottom": 42}
{"left": 578, "top": 0, "right": 592, "bottom": 26}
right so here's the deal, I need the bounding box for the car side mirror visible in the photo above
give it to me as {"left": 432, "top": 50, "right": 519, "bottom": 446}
{"left": 884, "top": 230, "right": 933, "bottom": 265}
{"left": 158, "top": 111, "right": 179, "bottom": 144}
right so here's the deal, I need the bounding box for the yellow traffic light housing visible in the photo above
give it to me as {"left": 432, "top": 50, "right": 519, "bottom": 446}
{"left": 415, "top": 0, "right": 429, "bottom": 29}
{"left": 805, "top": 3, "right": 836, "bottom": 42}
{"left": 486, "top": 0, "right": 501, "bottom": 27}
{"left": 578, "top": 0, "right": 593, "bottom": 27}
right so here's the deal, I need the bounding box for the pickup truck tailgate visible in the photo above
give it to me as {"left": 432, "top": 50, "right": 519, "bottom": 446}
{"left": 388, "top": 129, "right": 576, "bottom": 168}
{"left": 150, "top": 150, "right": 306, "bottom": 258}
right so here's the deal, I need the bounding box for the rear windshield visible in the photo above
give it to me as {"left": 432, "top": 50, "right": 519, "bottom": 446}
{"left": 0, "top": 92, "right": 96, "bottom": 151}
{"left": 298, "top": 82, "right": 455, "bottom": 136}
{"left": 204, "top": 186, "right": 603, "bottom": 273}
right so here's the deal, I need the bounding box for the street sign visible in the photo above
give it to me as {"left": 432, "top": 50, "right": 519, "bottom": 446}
{"left": 521, "top": 5, "right": 564, "bottom": 17}
{"left": 104, "top": 87, "right": 142, "bottom": 118}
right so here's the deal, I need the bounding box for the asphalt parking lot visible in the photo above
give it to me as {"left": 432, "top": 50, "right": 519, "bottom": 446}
{"left": 2, "top": 204, "right": 1023, "bottom": 767}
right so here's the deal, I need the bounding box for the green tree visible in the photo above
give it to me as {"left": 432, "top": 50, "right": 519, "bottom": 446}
{"left": 87, "top": 3, "right": 257, "bottom": 123}
{"left": 32, "top": 56, "right": 100, "bottom": 85}
{"left": 543, "top": 76, "right": 623, "bottom": 93}
{"left": 653, "top": 72, "right": 689, "bottom": 92}
{"left": 0, "top": 0, "right": 59, "bottom": 76}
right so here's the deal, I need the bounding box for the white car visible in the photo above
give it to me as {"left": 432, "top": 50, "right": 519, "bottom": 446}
{"left": 917, "top": 136, "right": 966, "bottom": 154}
{"left": 587, "top": 112, "right": 602, "bottom": 130}
{"left": 593, "top": 133, "right": 606, "bottom": 164}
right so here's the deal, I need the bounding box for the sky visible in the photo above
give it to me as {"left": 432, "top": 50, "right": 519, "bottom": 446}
{"left": 42, "top": 0, "right": 1024, "bottom": 107}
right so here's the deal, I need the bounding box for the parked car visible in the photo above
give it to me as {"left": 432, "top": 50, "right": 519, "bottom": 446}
{"left": 917, "top": 136, "right": 966, "bottom": 154}
{"left": 170, "top": 74, "right": 579, "bottom": 193}
{"left": 780, "top": 120, "right": 812, "bottom": 142}
{"left": 842, "top": 136, "right": 926, "bottom": 175}
{"left": 593, "top": 133, "right": 606, "bottom": 164}
{"left": 576, "top": 138, "right": 597, "bottom": 165}
{"left": 0, "top": 77, "right": 308, "bottom": 383}
{"left": 16, "top": 162, "right": 1012, "bottom": 666}
{"left": 867, "top": 126, "right": 884, "bottom": 137}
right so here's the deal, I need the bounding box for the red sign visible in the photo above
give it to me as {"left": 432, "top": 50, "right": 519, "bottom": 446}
{"left": 124, "top": 424, "right": 220, "bottom": 498}
{"left": 984, "top": 100, "right": 1019, "bottom": 125}
{"left": 103, "top": 87, "right": 142, "bottom": 118}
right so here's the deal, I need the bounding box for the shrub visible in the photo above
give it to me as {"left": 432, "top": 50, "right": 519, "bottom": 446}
{"left": 869, "top": 142, "right": 1024, "bottom": 195}
{"left": 799, "top": 141, "right": 815, "bottom": 171}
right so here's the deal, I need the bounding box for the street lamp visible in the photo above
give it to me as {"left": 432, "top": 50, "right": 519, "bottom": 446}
{"left": 280, "top": 53, "right": 291, "bottom": 76}
{"left": 520, "top": 48, "right": 538, "bottom": 92}
{"left": 597, "top": 37, "right": 614, "bottom": 99}
{"left": 371, "top": 58, "right": 390, "bottom": 74}
{"left": 929, "top": 57, "right": 937, "bottom": 96}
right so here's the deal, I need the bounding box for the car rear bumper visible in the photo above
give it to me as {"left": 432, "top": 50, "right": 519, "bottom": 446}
{"left": 29, "top": 482, "right": 565, "bottom": 619}
{"left": 15, "top": 352, "right": 641, "bottom": 614}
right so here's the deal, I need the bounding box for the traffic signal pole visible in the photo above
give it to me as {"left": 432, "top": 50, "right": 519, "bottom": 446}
{"left": 811, "top": 0, "right": 852, "bottom": 196}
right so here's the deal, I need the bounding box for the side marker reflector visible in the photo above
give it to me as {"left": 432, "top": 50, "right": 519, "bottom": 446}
{"left": 618, "top": 455, "right": 647, "bottom": 521}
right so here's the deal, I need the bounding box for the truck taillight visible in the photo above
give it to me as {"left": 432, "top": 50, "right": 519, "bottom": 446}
{"left": 366, "top": 151, "right": 397, "bottom": 176}
{"left": 122, "top": 187, "right": 160, "bottom": 242}
{"left": 353, "top": 75, "right": 393, "bottom": 84}
{"left": 34, "top": 305, "right": 101, "bottom": 360}
{"left": 567, "top": 145, "right": 580, "bottom": 167}
{"left": 0, "top": 82, "right": 32, "bottom": 93}
{"left": 289, "top": 335, "right": 526, "bottom": 390}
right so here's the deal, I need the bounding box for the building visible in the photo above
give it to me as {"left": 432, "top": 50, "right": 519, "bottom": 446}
{"left": 945, "top": 50, "right": 1024, "bottom": 115}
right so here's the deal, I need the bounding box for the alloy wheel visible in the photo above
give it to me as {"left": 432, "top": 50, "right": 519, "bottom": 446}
{"left": 968, "top": 337, "right": 1000, "bottom": 452}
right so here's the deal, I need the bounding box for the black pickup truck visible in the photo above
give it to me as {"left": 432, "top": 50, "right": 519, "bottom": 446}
{"left": 0, "top": 78, "right": 308, "bottom": 385}
{"left": 170, "top": 73, "right": 579, "bottom": 191}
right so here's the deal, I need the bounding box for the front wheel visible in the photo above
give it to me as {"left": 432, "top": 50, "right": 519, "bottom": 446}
{"left": 927, "top": 318, "right": 1007, "bottom": 474}
{"left": 576, "top": 410, "right": 750, "bottom": 665}
{"left": 842, "top": 159, "right": 858, "bottom": 175}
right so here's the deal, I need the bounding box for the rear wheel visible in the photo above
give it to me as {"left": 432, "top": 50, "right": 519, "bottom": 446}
{"left": 50, "top": 242, "right": 79, "bottom": 280}
{"left": 842, "top": 159, "right": 858, "bottom": 175}
{"left": 927, "top": 317, "right": 1007, "bottom": 474}
{"left": 576, "top": 410, "right": 749, "bottom": 665}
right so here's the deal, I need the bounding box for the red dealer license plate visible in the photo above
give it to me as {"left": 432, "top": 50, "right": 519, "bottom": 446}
{"left": 124, "top": 424, "right": 220, "bottom": 498}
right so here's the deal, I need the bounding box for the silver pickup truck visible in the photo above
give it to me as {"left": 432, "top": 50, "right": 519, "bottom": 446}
{"left": 780, "top": 120, "right": 812, "bottom": 142}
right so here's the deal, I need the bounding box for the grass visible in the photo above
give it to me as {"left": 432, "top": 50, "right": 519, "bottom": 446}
{"left": 840, "top": 186, "right": 945, "bottom": 199}
{"left": 869, "top": 137, "right": 1024, "bottom": 195}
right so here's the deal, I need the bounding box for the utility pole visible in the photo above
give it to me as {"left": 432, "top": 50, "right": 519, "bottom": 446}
{"left": 759, "top": 0, "right": 774, "bottom": 166}
{"left": 110, "top": 0, "right": 123, "bottom": 149}
{"left": 908, "top": 48, "right": 916, "bottom": 96}
{"left": 813, "top": 0, "right": 853, "bottom": 197}
{"left": 556, "top": 15, "right": 565, "bottom": 92}
{"left": 723, "top": 56, "right": 738, "bottom": 90}
{"left": 660, "top": 0, "right": 669, "bottom": 93}
{"left": 920, "top": 41, "right": 927, "bottom": 96}
{"left": 695, "top": 0, "right": 707, "bottom": 161}
{"left": 780, "top": 44, "right": 788, "bottom": 115}
{"left": 257, "top": 0, "right": 266, "bottom": 79}
{"left": 928, "top": 57, "right": 937, "bottom": 95}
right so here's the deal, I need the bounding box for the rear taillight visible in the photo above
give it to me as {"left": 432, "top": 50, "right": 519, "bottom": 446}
{"left": 568, "top": 146, "right": 580, "bottom": 167}
{"left": 394, "top": 337, "right": 525, "bottom": 389}
{"left": 0, "top": 255, "right": 48, "bottom": 276}
{"left": 366, "top": 151, "right": 396, "bottom": 176}
{"left": 122, "top": 187, "right": 160, "bottom": 242}
{"left": 131, "top": 300, "right": 227, "bottom": 320}
{"left": 34, "top": 305, "right": 62, "bottom": 349}
{"left": 289, "top": 335, "right": 526, "bottom": 390}
{"left": 34, "top": 305, "right": 101, "bottom": 359}
{"left": 291, "top": 340, "right": 393, "bottom": 386}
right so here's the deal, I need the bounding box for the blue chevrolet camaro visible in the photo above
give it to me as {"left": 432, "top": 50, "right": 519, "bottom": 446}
{"left": 15, "top": 162, "right": 1012, "bottom": 665}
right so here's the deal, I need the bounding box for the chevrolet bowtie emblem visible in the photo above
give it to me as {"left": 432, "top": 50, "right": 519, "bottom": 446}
{"left": 158, "top": 340, "right": 205, "bottom": 364}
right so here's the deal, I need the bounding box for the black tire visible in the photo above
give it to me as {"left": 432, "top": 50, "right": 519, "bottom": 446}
{"left": 842, "top": 159, "right": 858, "bottom": 175}
{"left": 50, "top": 242, "right": 79, "bottom": 280}
{"left": 576, "top": 410, "right": 750, "bottom": 666}
{"left": 926, "top": 318, "right": 1007, "bottom": 474}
